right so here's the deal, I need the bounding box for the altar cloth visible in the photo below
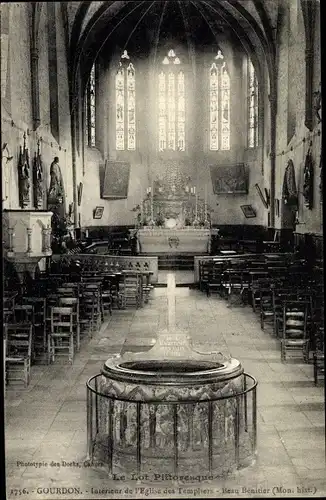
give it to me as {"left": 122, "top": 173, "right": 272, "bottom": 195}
{"left": 136, "top": 228, "right": 211, "bottom": 254}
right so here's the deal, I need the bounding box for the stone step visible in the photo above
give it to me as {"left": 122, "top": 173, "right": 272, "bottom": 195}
{"left": 158, "top": 254, "right": 195, "bottom": 270}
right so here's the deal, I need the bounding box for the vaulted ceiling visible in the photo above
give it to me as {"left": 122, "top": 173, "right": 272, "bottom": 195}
{"left": 62, "top": 0, "right": 280, "bottom": 100}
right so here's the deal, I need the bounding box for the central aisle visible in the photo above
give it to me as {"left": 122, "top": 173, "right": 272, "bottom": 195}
{"left": 5, "top": 274, "right": 326, "bottom": 499}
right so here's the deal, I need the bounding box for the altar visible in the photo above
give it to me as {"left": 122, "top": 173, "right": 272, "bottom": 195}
{"left": 137, "top": 227, "right": 211, "bottom": 254}
{"left": 132, "top": 162, "right": 215, "bottom": 255}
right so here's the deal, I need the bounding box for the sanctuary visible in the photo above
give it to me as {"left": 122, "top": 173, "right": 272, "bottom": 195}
{"left": 132, "top": 165, "right": 214, "bottom": 254}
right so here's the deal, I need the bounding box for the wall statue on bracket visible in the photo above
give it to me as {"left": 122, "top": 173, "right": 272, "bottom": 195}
{"left": 18, "top": 132, "right": 30, "bottom": 208}
{"left": 48, "top": 156, "right": 66, "bottom": 216}
{"left": 282, "top": 159, "right": 298, "bottom": 209}
{"left": 33, "top": 139, "right": 43, "bottom": 209}
{"left": 303, "top": 147, "right": 314, "bottom": 210}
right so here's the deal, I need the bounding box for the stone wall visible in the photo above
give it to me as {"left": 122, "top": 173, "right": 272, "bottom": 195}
{"left": 273, "top": 0, "right": 322, "bottom": 235}
{"left": 82, "top": 39, "right": 267, "bottom": 227}
{"left": 1, "top": 3, "right": 75, "bottom": 220}
{"left": 1, "top": 2, "right": 321, "bottom": 235}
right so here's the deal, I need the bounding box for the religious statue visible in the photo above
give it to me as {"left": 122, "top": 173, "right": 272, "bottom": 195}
{"left": 282, "top": 159, "right": 298, "bottom": 209}
{"left": 18, "top": 133, "right": 30, "bottom": 208}
{"left": 303, "top": 148, "right": 314, "bottom": 209}
{"left": 48, "top": 156, "right": 66, "bottom": 252}
{"left": 33, "top": 140, "right": 43, "bottom": 209}
{"left": 48, "top": 156, "right": 65, "bottom": 206}
{"left": 313, "top": 86, "right": 321, "bottom": 124}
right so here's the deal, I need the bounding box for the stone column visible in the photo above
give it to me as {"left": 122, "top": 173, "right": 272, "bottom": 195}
{"left": 31, "top": 47, "right": 41, "bottom": 130}
{"left": 26, "top": 228, "right": 32, "bottom": 253}
{"left": 42, "top": 227, "right": 51, "bottom": 252}
{"left": 8, "top": 228, "right": 14, "bottom": 253}
{"left": 269, "top": 92, "right": 277, "bottom": 228}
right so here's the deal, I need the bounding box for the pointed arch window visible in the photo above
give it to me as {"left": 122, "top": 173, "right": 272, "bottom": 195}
{"left": 209, "top": 50, "right": 230, "bottom": 151}
{"left": 115, "top": 50, "right": 136, "bottom": 151}
{"left": 86, "top": 63, "right": 96, "bottom": 147}
{"left": 247, "top": 58, "right": 259, "bottom": 148}
{"left": 158, "top": 50, "right": 185, "bottom": 152}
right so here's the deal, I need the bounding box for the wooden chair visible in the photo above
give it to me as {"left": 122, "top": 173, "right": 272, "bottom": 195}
{"left": 222, "top": 263, "right": 250, "bottom": 306}
{"left": 5, "top": 324, "right": 32, "bottom": 387}
{"left": 61, "top": 282, "right": 80, "bottom": 294}
{"left": 101, "top": 277, "right": 113, "bottom": 317}
{"left": 107, "top": 273, "right": 124, "bottom": 309}
{"left": 280, "top": 301, "right": 309, "bottom": 362}
{"left": 199, "top": 261, "right": 212, "bottom": 294}
{"left": 248, "top": 273, "right": 269, "bottom": 313}
{"left": 57, "top": 287, "right": 78, "bottom": 297}
{"left": 273, "top": 289, "right": 299, "bottom": 337}
{"left": 120, "top": 271, "right": 142, "bottom": 308}
{"left": 22, "top": 297, "right": 47, "bottom": 363}
{"left": 207, "top": 261, "right": 224, "bottom": 296}
{"left": 313, "top": 327, "right": 324, "bottom": 385}
{"left": 79, "top": 284, "right": 102, "bottom": 336}
{"left": 260, "top": 287, "right": 274, "bottom": 330}
{"left": 4, "top": 292, "right": 17, "bottom": 324}
{"left": 59, "top": 297, "right": 80, "bottom": 351}
{"left": 141, "top": 271, "right": 154, "bottom": 304}
{"left": 13, "top": 304, "right": 34, "bottom": 325}
{"left": 48, "top": 307, "right": 74, "bottom": 364}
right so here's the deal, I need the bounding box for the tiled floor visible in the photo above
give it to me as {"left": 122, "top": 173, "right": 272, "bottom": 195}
{"left": 5, "top": 272, "right": 326, "bottom": 499}
{"left": 157, "top": 270, "right": 194, "bottom": 285}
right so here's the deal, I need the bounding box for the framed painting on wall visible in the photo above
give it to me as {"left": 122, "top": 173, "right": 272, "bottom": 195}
{"left": 209, "top": 164, "right": 248, "bottom": 194}
{"left": 240, "top": 204, "right": 256, "bottom": 218}
{"left": 93, "top": 206, "right": 104, "bottom": 219}
{"left": 101, "top": 160, "right": 130, "bottom": 199}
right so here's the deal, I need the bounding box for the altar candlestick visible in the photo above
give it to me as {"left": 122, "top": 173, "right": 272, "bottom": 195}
{"left": 195, "top": 194, "right": 198, "bottom": 220}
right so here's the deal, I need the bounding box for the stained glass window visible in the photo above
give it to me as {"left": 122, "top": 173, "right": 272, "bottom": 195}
{"left": 127, "top": 63, "right": 135, "bottom": 150}
{"left": 177, "top": 71, "right": 185, "bottom": 151}
{"left": 167, "top": 72, "right": 176, "bottom": 150}
{"left": 86, "top": 63, "right": 96, "bottom": 147}
{"left": 247, "top": 58, "right": 258, "bottom": 148}
{"left": 220, "top": 62, "right": 230, "bottom": 150}
{"left": 115, "top": 51, "right": 136, "bottom": 150}
{"left": 158, "top": 50, "right": 185, "bottom": 151}
{"left": 209, "top": 51, "right": 230, "bottom": 151}
{"left": 209, "top": 63, "right": 218, "bottom": 150}
{"left": 116, "top": 63, "right": 124, "bottom": 150}
{"left": 158, "top": 71, "right": 166, "bottom": 151}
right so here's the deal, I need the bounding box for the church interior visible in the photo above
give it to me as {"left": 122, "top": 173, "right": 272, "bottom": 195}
{"left": 2, "top": 1, "right": 325, "bottom": 498}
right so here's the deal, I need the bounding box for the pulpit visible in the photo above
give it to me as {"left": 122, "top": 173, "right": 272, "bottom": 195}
{"left": 3, "top": 210, "right": 53, "bottom": 285}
